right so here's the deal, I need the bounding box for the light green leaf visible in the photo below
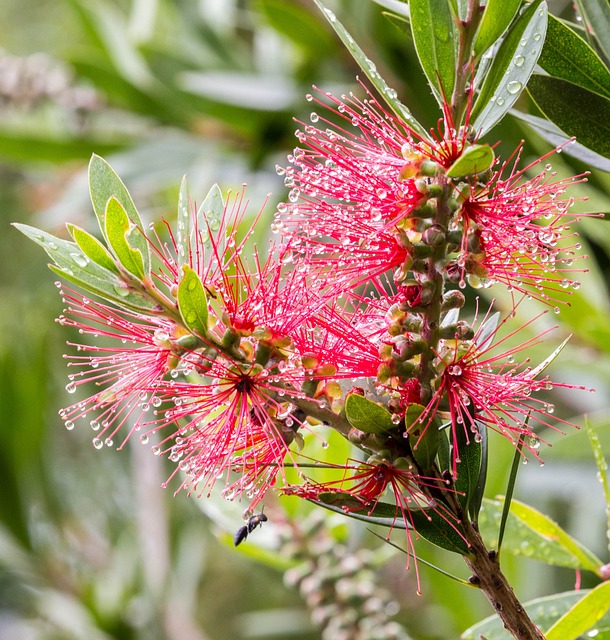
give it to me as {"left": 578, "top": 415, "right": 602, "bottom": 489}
{"left": 527, "top": 74, "right": 610, "bottom": 160}
{"left": 474, "top": 0, "right": 522, "bottom": 58}
{"left": 409, "top": 0, "right": 458, "bottom": 104}
{"left": 177, "top": 265, "right": 208, "bottom": 338}
{"left": 472, "top": 0, "right": 547, "bottom": 137}
{"left": 13, "top": 223, "right": 156, "bottom": 312}
{"left": 546, "top": 582, "right": 610, "bottom": 640}
{"left": 578, "top": 0, "right": 610, "bottom": 63}
{"left": 67, "top": 224, "right": 119, "bottom": 274}
{"left": 345, "top": 394, "right": 395, "bottom": 434}
{"left": 176, "top": 176, "right": 191, "bottom": 271}
{"left": 88, "top": 154, "right": 151, "bottom": 273}
{"left": 104, "top": 197, "right": 146, "bottom": 279}
{"left": 462, "top": 590, "right": 610, "bottom": 640}
{"left": 586, "top": 419, "right": 610, "bottom": 556}
{"left": 446, "top": 144, "right": 495, "bottom": 178}
{"left": 538, "top": 15, "right": 610, "bottom": 99}
{"left": 313, "top": 0, "right": 430, "bottom": 140}
{"left": 527, "top": 335, "right": 571, "bottom": 379}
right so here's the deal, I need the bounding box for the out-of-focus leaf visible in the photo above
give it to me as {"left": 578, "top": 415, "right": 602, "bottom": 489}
{"left": 528, "top": 75, "right": 610, "bottom": 159}
{"left": 546, "top": 582, "right": 610, "bottom": 640}
{"left": 510, "top": 110, "right": 610, "bottom": 172}
{"left": 88, "top": 154, "right": 151, "bottom": 273}
{"left": 176, "top": 176, "right": 191, "bottom": 271}
{"left": 371, "top": 0, "right": 410, "bottom": 19}
{"left": 446, "top": 144, "right": 495, "bottom": 178}
{"left": 538, "top": 15, "right": 610, "bottom": 99}
{"left": 472, "top": 0, "right": 547, "bottom": 137}
{"left": 345, "top": 394, "right": 395, "bottom": 434}
{"left": 67, "top": 224, "right": 119, "bottom": 273}
{"left": 577, "top": 0, "right": 610, "bottom": 62}
{"left": 313, "top": 0, "right": 430, "bottom": 140}
{"left": 177, "top": 265, "right": 208, "bottom": 338}
{"left": 587, "top": 419, "right": 610, "bottom": 555}
{"left": 256, "top": 0, "right": 335, "bottom": 54}
{"left": 409, "top": 0, "right": 457, "bottom": 104}
{"left": 474, "top": 0, "right": 522, "bottom": 58}
{"left": 13, "top": 223, "right": 155, "bottom": 312}
{"left": 462, "top": 590, "right": 610, "bottom": 640}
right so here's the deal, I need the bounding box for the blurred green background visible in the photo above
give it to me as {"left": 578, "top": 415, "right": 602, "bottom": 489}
{"left": 2, "top": 1, "right": 610, "bottom": 639}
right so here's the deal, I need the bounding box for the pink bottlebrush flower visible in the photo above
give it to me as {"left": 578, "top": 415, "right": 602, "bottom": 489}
{"left": 138, "top": 354, "right": 308, "bottom": 507}
{"left": 458, "top": 147, "right": 589, "bottom": 304}
{"left": 283, "top": 458, "right": 463, "bottom": 592}
{"left": 413, "top": 306, "right": 589, "bottom": 475}
{"left": 56, "top": 285, "right": 185, "bottom": 448}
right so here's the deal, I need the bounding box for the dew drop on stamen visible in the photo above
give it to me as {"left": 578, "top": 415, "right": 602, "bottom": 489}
{"left": 66, "top": 382, "right": 77, "bottom": 394}
{"left": 92, "top": 437, "right": 103, "bottom": 450}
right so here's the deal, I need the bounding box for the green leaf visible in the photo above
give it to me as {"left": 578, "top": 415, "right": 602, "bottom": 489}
{"left": 578, "top": 0, "right": 610, "bottom": 63}
{"left": 313, "top": 0, "right": 430, "bottom": 140}
{"left": 88, "top": 154, "right": 151, "bottom": 273}
{"left": 474, "top": 311, "right": 500, "bottom": 352}
{"left": 497, "top": 439, "right": 523, "bottom": 554}
{"left": 527, "top": 74, "right": 610, "bottom": 160}
{"left": 314, "top": 494, "right": 470, "bottom": 555}
{"left": 67, "top": 224, "right": 119, "bottom": 274}
{"left": 471, "top": 421, "right": 488, "bottom": 522}
{"left": 176, "top": 176, "right": 191, "bottom": 271}
{"left": 462, "top": 590, "right": 610, "bottom": 640}
{"left": 104, "top": 197, "right": 146, "bottom": 279}
{"left": 527, "top": 334, "right": 571, "bottom": 378}
{"left": 409, "top": 0, "right": 458, "bottom": 104}
{"left": 371, "top": 0, "right": 410, "bottom": 20}
{"left": 177, "top": 265, "right": 209, "bottom": 338}
{"left": 345, "top": 394, "right": 395, "bottom": 434}
{"left": 446, "top": 144, "right": 495, "bottom": 178}
{"left": 13, "top": 223, "right": 156, "bottom": 312}
{"left": 406, "top": 403, "right": 439, "bottom": 470}
{"left": 546, "top": 582, "right": 610, "bottom": 640}
{"left": 454, "top": 420, "right": 482, "bottom": 519}
{"left": 510, "top": 109, "right": 610, "bottom": 173}
{"left": 474, "top": 0, "right": 522, "bottom": 58}
{"left": 587, "top": 419, "right": 610, "bottom": 556}
{"left": 538, "top": 15, "right": 610, "bottom": 99}
{"left": 471, "top": 0, "right": 547, "bottom": 137}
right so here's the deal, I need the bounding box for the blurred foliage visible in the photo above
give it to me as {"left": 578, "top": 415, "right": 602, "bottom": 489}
{"left": 3, "top": 1, "right": 610, "bottom": 639}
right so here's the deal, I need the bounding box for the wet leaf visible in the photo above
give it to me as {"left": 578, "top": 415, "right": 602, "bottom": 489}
{"left": 446, "top": 144, "right": 495, "bottom": 178}
{"left": 67, "top": 224, "right": 119, "bottom": 274}
{"left": 177, "top": 265, "right": 209, "bottom": 338}
{"left": 345, "top": 394, "right": 395, "bottom": 434}
{"left": 546, "top": 582, "right": 610, "bottom": 640}
{"left": 104, "top": 197, "right": 146, "bottom": 279}
{"left": 474, "top": 0, "right": 522, "bottom": 58}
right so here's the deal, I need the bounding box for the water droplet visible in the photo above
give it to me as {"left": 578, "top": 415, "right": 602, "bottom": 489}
{"left": 514, "top": 55, "right": 525, "bottom": 67}
{"left": 65, "top": 420, "right": 75, "bottom": 431}
{"left": 92, "top": 437, "right": 103, "bottom": 449}
{"left": 506, "top": 81, "right": 522, "bottom": 95}
{"left": 533, "top": 32, "right": 541, "bottom": 41}
{"left": 310, "top": 112, "right": 319, "bottom": 123}
{"left": 66, "top": 382, "right": 77, "bottom": 394}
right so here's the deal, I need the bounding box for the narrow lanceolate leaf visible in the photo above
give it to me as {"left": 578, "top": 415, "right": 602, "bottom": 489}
{"left": 105, "top": 197, "right": 146, "bottom": 279}
{"left": 454, "top": 420, "right": 482, "bottom": 519}
{"left": 527, "top": 335, "right": 571, "bottom": 378}
{"left": 406, "top": 403, "right": 439, "bottom": 470}
{"left": 314, "top": 494, "right": 470, "bottom": 555}
{"left": 586, "top": 419, "right": 610, "bottom": 556}
{"left": 462, "top": 590, "right": 607, "bottom": 640}
{"left": 446, "top": 144, "right": 495, "bottom": 178}
{"left": 176, "top": 176, "right": 191, "bottom": 270}
{"left": 88, "top": 154, "right": 150, "bottom": 273}
{"left": 578, "top": 0, "right": 610, "bottom": 63}
{"left": 528, "top": 75, "right": 610, "bottom": 160}
{"left": 409, "top": 0, "right": 457, "bottom": 104}
{"left": 472, "top": 0, "right": 548, "bottom": 137}
{"left": 474, "top": 311, "right": 500, "bottom": 352}
{"left": 497, "top": 439, "right": 523, "bottom": 554}
{"left": 473, "top": 0, "right": 522, "bottom": 58}
{"left": 538, "top": 15, "right": 610, "bottom": 100}
{"left": 545, "top": 582, "right": 610, "bottom": 640}
{"left": 177, "top": 265, "right": 208, "bottom": 337}
{"left": 13, "top": 223, "right": 156, "bottom": 312}
{"left": 510, "top": 110, "right": 610, "bottom": 173}
{"left": 67, "top": 224, "right": 119, "bottom": 274}
{"left": 313, "top": 0, "right": 430, "bottom": 140}
{"left": 345, "top": 393, "right": 395, "bottom": 434}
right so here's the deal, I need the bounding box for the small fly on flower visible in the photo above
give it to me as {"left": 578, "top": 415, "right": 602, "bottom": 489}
{"left": 234, "top": 511, "right": 268, "bottom": 546}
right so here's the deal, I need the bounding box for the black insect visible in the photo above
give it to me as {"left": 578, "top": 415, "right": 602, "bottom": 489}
{"left": 234, "top": 512, "right": 268, "bottom": 546}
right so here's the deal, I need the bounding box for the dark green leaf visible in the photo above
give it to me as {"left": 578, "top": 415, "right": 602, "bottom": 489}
{"left": 409, "top": 0, "right": 457, "bottom": 104}
{"left": 497, "top": 439, "right": 522, "bottom": 554}
{"left": 578, "top": 0, "right": 610, "bottom": 63}
{"left": 471, "top": 421, "right": 488, "bottom": 522}
{"left": 510, "top": 110, "right": 610, "bottom": 172}
{"left": 345, "top": 394, "right": 395, "bottom": 434}
{"left": 474, "top": 0, "right": 522, "bottom": 58}
{"left": 313, "top": 0, "right": 429, "bottom": 140}
{"left": 406, "top": 403, "right": 439, "bottom": 470}
{"left": 462, "top": 590, "right": 610, "bottom": 640}
{"left": 471, "top": 0, "right": 547, "bottom": 136}
{"left": 88, "top": 154, "right": 151, "bottom": 273}
{"left": 67, "top": 224, "right": 119, "bottom": 274}
{"left": 454, "top": 420, "right": 482, "bottom": 518}
{"left": 446, "top": 144, "right": 495, "bottom": 178}
{"left": 546, "top": 582, "right": 610, "bottom": 640}
{"left": 104, "top": 197, "right": 146, "bottom": 279}
{"left": 177, "top": 265, "right": 209, "bottom": 338}
{"left": 538, "top": 15, "right": 610, "bottom": 99}
{"left": 13, "top": 223, "right": 156, "bottom": 312}
{"left": 528, "top": 74, "right": 610, "bottom": 159}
